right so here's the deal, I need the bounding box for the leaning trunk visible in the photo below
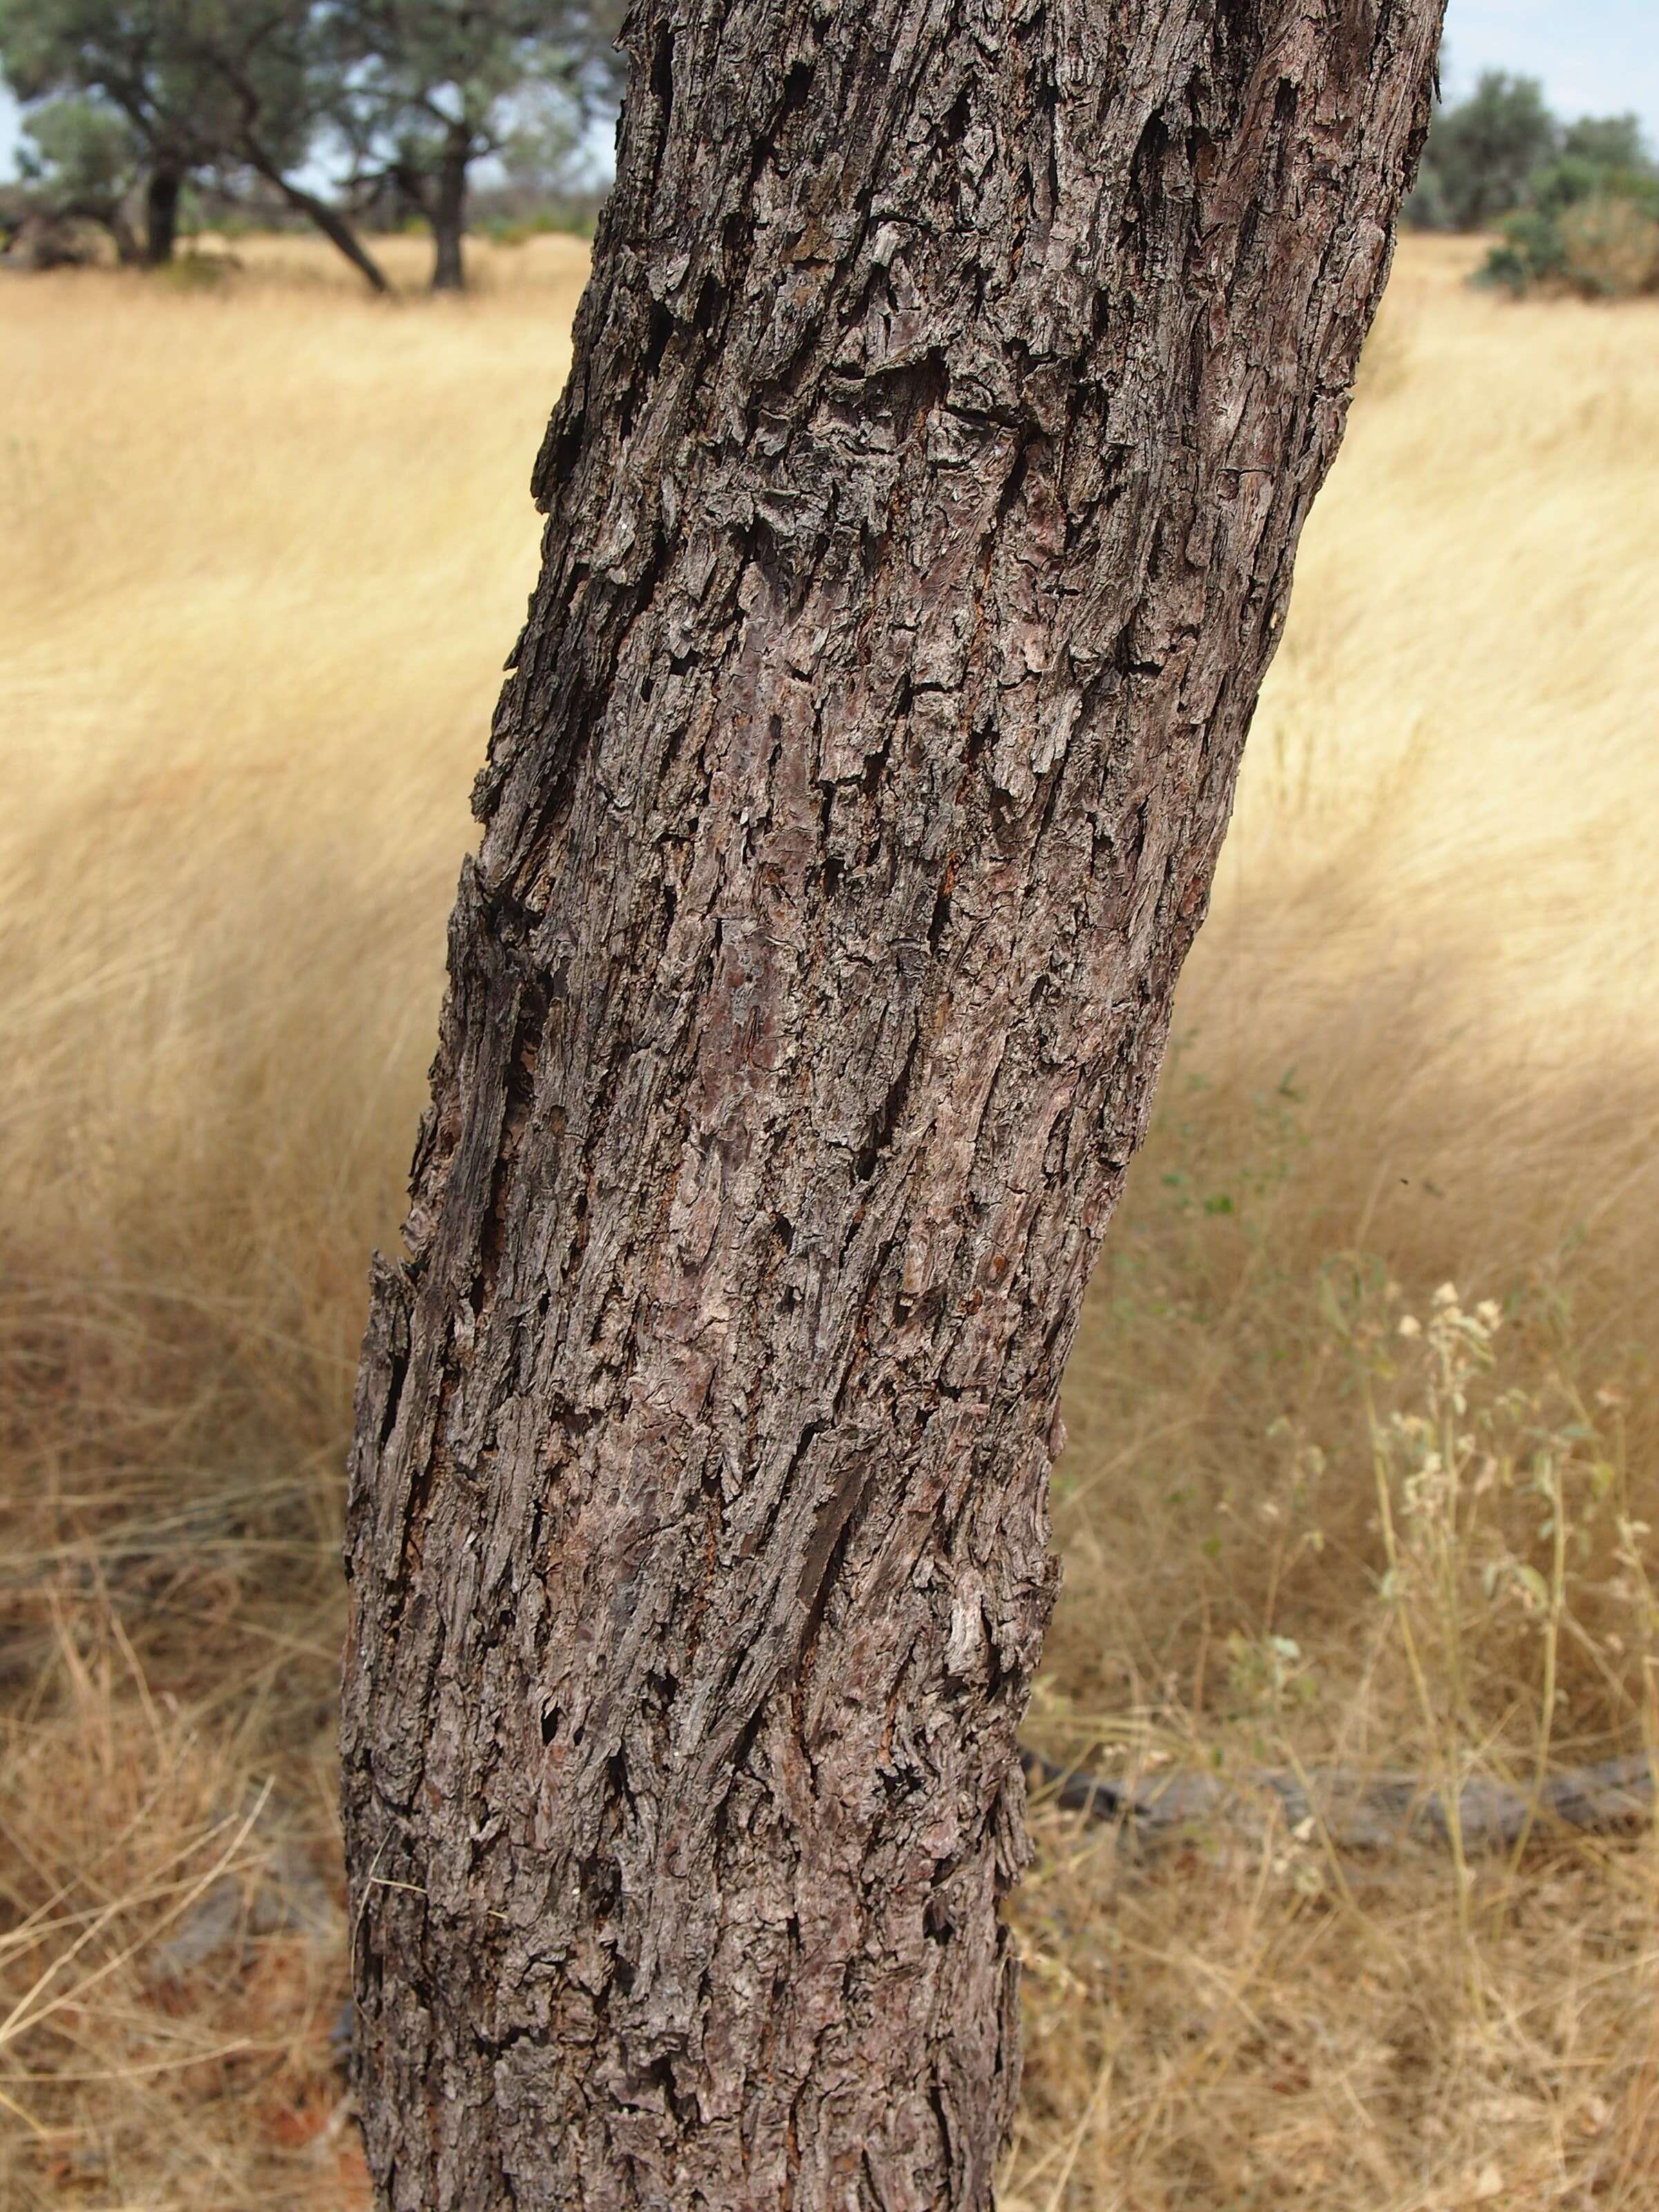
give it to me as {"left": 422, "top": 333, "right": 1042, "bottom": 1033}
{"left": 144, "top": 165, "right": 181, "bottom": 265}
{"left": 241, "top": 144, "right": 393, "bottom": 295}
{"left": 341, "top": 3, "right": 1443, "bottom": 2206}
{"left": 430, "top": 138, "right": 469, "bottom": 291}
{"left": 268, "top": 176, "right": 393, "bottom": 294}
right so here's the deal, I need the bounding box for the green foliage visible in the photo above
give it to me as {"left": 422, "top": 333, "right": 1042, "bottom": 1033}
{"left": 15, "top": 92, "right": 143, "bottom": 256}
{"left": 1562, "top": 113, "right": 1649, "bottom": 171}
{"left": 331, "top": 0, "right": 622, "bottom": 154}
{"left": 1403, "top": 66, "right": 1659, "bottom": 301}
{"left": 328, "top": 0, "right": 621, "bottom": 282}
{"left": 1481, "top": 208, "right": 1565, "bottom": 293}
{"left": 0, "top": 0, "right": 619, "bottom": 284}
{"left": 0, "top": 0, "right": 394, "bottom": 280}
{"left": 1409, "top": 71, "right": 1559, "bottom": 232}
{"left": 0, "top": 0, "right": 318, "bottom": 178}
{"left": 20, "top": 91, "right": 140, "bottom": 203}
{"left": 1483, "top": 140, "right": 1659, "bottom": 300}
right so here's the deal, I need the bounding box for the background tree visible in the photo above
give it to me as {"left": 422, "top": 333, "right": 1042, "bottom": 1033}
{"left": 15, "top": 95, "right": 144, "bottom": 261}
{"left": 1409, "top": 68, "right": 1558, "bottom": 229}
{"left": 1399, "top": 66, "right": 1659, "bottom": 296}
{"left": 1, "top": 0, "right": 200, "bottom": 261}
{"left": 0, "top": 0, "right": 392, "bottom": 285}
{"left": 340, "top": 1, "right": 1446, "bottom": 2204}
{"left": 1469, "top": 106, "right": 1659, "bottom": 298}
{"left": 1561, "top": 113, "right": 1650, "bottom": 173}
{"left": 328, "top": 0, "right": 624, "bottom": 289}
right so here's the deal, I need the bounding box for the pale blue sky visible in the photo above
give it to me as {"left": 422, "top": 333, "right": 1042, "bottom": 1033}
{"left": 1, "top": 2, "right": 1654, "bottom": 182}
{"left": 1440, "top": 1, "right": 1658, "bottom": 140}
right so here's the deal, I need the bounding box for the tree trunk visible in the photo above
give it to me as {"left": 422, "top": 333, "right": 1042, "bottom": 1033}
{"left": 430, "top": 137, "right": 469, "bottom": 292}
{"left": 341, "top": 3, "right": 1444, "bottom": 2206}
{"left": 144, "top": 166, "right": 181, "bottom": 265}
{"left": 108, "top": 200, "right": 143, "bottom": 267}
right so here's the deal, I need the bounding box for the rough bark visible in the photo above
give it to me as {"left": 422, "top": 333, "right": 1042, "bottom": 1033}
{"left": 144, "top": 165, "right": 181, "bottom": 265}
{"left": 341, "top": 3, "right": 1445, "bottom": 2206}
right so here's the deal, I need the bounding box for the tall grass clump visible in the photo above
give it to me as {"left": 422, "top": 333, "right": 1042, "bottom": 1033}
{"left": 0, "top": 232, "right": 1656, "bottom": 2207}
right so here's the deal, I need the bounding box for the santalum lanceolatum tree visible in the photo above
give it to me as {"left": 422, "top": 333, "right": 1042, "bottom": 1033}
{"left": 341, "top": 2, "right": 1445, "bottom": 2205}
{"left": 326, "top": 0, "right": 623, "bottom": 292}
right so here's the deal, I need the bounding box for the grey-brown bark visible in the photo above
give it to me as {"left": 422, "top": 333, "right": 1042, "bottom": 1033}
{"left": 340, "top": 3, "right": 1445, "bottom": 2206}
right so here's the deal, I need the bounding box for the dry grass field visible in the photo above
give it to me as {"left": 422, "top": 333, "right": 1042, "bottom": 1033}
{"left": 1, "top": 228, "right": 1656, "bottom": 2209}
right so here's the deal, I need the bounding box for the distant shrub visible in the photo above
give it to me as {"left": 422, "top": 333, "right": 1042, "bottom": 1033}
{"left": 1527, "top": 153, "right": 1659, "bottom": 223}
{"left": 1410, "top": 79, "right": 1659, "bottom": 303}
{"left": 1450, "top": 98, "right": 1659, "bottom": 300}
{"left": 1485, "top": 176, "right": 1659, "bottom": 299}
{"left": 1558, "top": 194, "right": 1659, "bottom": 296}
{"left": 1481, "top": 210, "right": 1564, "bottom": 294}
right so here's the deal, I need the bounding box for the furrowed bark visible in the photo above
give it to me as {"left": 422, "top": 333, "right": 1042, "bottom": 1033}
{"left": 341, "top": 3, "right": 1445, "bottom": 2206}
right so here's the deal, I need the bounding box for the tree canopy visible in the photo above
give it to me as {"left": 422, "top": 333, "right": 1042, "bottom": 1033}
{"left": 0, "top": 0, "right": 317, "bottom": 192}
{"left": 328, "top": 0, "right": 622, "bottom": 286}
{"left": 14, "top": 93, "right": 144, "bottom": 259}
{"left": 0, "top": 0, "right": 385, "bottom": 276}
{"left": 0, "top": 0, "right": 621, "bottom": 287}
{"left": 1409, "top": 71, "right": 1559, "bottom": 231}
{"left": 1404, "top": 68, "right": 1658, "bottom": 297}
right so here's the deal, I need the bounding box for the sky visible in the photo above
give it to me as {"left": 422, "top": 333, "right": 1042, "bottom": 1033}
{"left": 1438, "top": 1, "right": 1659, "bottom": 139}
{"left": 1, "top": 1, "right": 1656, "bottom": 184}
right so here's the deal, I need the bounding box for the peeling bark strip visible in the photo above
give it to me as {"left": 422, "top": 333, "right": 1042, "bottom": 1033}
{"left": 341, "top": 4, "right": 1445, "bottom": 2206}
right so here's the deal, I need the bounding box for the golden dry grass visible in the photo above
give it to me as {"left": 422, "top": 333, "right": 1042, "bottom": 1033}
{"left": 1, "top": 229, "right": 1656, "bottom": 2209}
